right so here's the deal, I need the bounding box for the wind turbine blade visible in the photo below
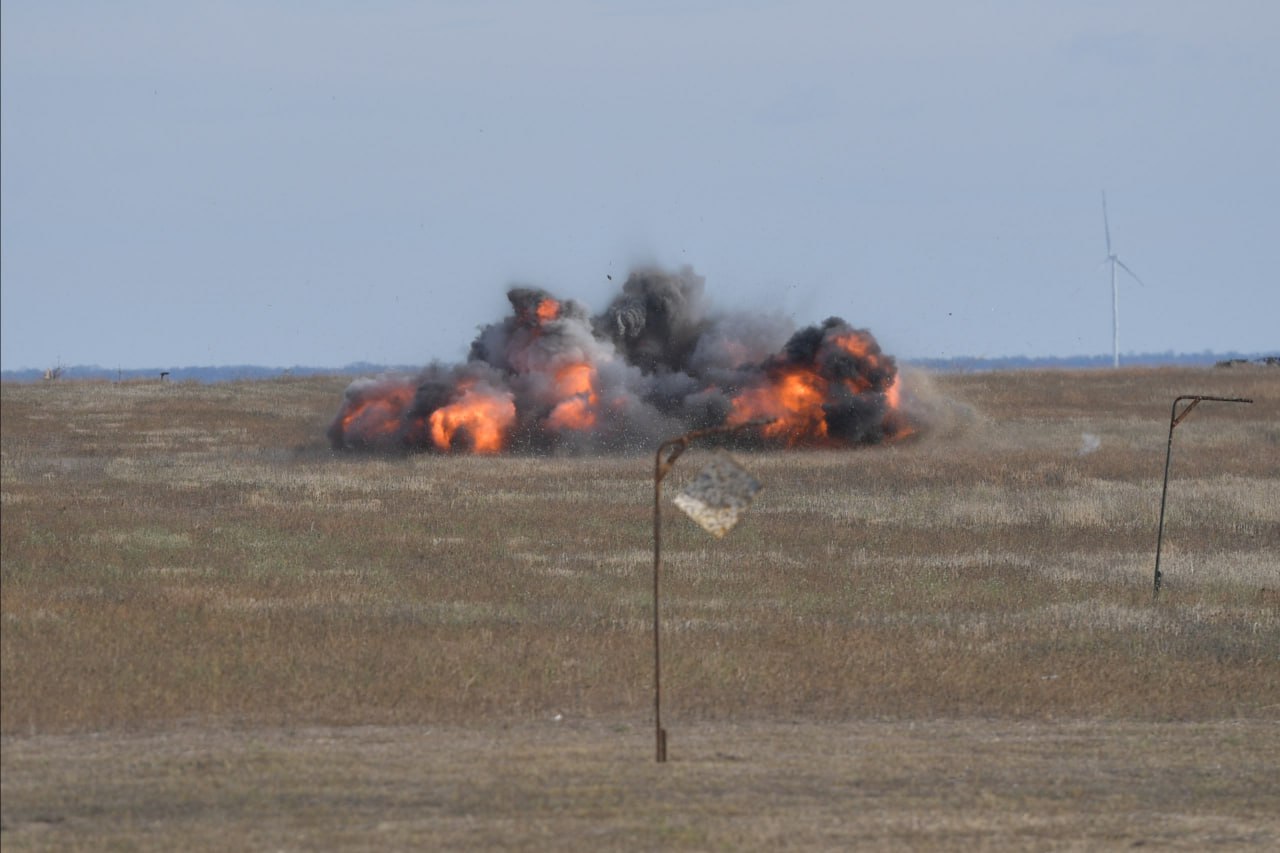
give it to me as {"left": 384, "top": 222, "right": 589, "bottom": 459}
{"left": 1102, "top": 191, "right": 1112, "bottom": 255}
{"left": 1115, "top": 257, "right": 1146, "bottom": 287}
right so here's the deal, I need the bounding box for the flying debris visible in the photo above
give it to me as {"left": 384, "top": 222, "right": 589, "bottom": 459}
{"left": 329, "top": 266, "right": 917, "bottom": 454}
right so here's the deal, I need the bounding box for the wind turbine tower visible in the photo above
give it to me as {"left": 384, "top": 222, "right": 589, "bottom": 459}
{"left": 1102, "top": 191, "right": 1146, "bottom": 368}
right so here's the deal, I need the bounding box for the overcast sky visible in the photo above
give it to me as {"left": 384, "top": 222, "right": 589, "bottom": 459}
{"left": 2, "top": 1, "right": 1277, "bottom": 371}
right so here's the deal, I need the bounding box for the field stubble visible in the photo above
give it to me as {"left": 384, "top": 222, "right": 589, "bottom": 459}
{"left": 2, "top": 367, "right": 1277, "bottom": 849}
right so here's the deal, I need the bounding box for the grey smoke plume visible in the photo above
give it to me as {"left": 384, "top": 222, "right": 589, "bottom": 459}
{"left": 329, "top": 265, "right": 914, "bottom": 453}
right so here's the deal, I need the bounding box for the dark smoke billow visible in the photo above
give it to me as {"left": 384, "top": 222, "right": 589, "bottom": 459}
{"left": 328, "top": 266, "right": 916, "bottom": 454}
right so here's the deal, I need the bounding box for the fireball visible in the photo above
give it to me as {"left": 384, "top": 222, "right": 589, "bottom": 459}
{"left": 428, "top": 383, "right": 516, "bottom": 453}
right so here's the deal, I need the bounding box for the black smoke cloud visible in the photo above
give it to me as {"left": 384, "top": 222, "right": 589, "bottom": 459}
{"left": 329, "top": 266, "right": 912, "bottom": 453}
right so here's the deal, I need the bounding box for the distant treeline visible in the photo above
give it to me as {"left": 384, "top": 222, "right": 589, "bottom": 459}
{"left": 907, "top": 351, "right": 1279, "bottom": 373}
{"left": 3, "top": 353, "right": 1276, "bottom": 383}
{"left": 0, "top": 363, "right": 419, "bottom": 384}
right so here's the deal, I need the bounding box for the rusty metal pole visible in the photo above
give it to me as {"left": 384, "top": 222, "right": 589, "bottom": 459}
{"left": 652, "top": 419, "right": 771, "bottom": 763}
{"left": 652, "top": 437, "right": 686, "bottom": 763}
{"left": 1153, "top": 395, "right": 1252, "bottom": 598}
{"left": 654, "top": 451, "right": 664, "bottom": 762}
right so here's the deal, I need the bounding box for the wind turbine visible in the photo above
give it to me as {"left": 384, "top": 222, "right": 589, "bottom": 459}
{"left": 1102, "top": 191, "right": 1146, "bottom": 368}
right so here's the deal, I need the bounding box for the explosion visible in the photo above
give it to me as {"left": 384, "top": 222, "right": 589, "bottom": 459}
{"left": 328, "top": 267, "right": 917, "bottom": 453}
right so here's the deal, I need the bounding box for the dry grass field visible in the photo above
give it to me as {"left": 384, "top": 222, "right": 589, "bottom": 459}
{"left": 2, "top": 366, "right": 1277, "bottom": 849}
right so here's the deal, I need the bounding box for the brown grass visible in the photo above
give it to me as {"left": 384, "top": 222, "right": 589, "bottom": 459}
{"left": 4, "top": 719, "right": 1277, "bottom": 850}
{"left": 2, "top": 366, "right": 1278, "bottom": 848}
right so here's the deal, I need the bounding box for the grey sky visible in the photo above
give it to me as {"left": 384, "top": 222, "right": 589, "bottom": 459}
{"left": 2, "top": 1, "right": 1276, "bottom": 370}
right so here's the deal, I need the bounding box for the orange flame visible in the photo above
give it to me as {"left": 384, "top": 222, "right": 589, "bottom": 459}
{"left": 546, "top": 362, "right": 599, "bottom": 431}
{"left": 829, "top": 332, "right": 878, "bottom": 396}
{"left": 885, "top": 374, "right": 902, "bottom": 410}
{"left": 728, "top": 367, "right": 829, "bottom": 445}
{"left": 428, "top": 383, "right": 516, "bottom": 453}
{"left": 881, "top": 374, "right": 915, "bottom": 440}
{"left": 829, "top": 331, "right": 873, "bottom": 359}
{"left": 535, "top": 298, "right": 560, "bottom": 323}
{"left": 339, "top": 382, "right": 415, "bottom": 441}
